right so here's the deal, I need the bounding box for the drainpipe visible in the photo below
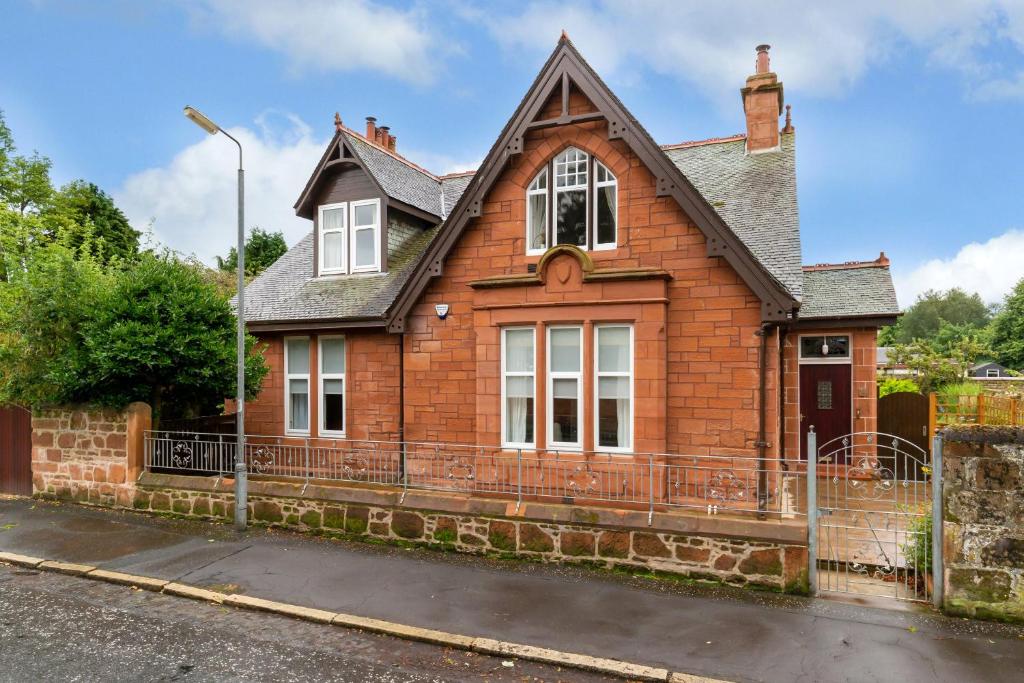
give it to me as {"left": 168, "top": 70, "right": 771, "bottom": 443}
{"left": 756, "top": 322, "right": 774, "bottom": 519}
{"left": 778, "top": 325, "right": 789, "bottom": 470}
{"left": 398, "top": 332, "right": 406, "bottom": 481}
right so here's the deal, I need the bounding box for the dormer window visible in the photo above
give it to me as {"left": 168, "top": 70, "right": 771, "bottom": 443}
{"left": 318, "top": 198, "right": 381, "bottom": 275}
{"left": 526, "top": 148, "right": 617, "bottom": 255}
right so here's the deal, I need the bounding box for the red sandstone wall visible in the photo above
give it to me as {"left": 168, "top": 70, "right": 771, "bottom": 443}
{"left": 404, "top": 90, "right": 767, "bottom": 455}
{"left": 245, "top": 331, "right": 401, "bottom": 441}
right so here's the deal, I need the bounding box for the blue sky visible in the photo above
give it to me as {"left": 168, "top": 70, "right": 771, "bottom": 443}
{"left": 3, "top": 1, "right": 1024, "bottom": 306}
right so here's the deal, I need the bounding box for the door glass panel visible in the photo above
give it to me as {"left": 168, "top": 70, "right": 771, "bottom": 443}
{"left": 817, "top": 380, "right": 833, "bottom": 410}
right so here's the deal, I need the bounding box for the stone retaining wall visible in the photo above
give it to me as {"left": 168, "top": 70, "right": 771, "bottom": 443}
{"left": 31, "top": 403, "right": 150, "bottom": 508}
{"left": 129, "top": 473, "right": 808, "bottom": 592}
{"left": 943, "top": 426, "right": 1024, "bottom": 622}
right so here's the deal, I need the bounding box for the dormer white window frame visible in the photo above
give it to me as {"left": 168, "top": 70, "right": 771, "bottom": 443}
{"left": 318, "top": 201, "right": 348, "bottom": 275}
{"left": 524, "top": 147, "right": 618, "bottom": 254}
{"left": 349, "top": 198, "right": 381, "bottom": 273}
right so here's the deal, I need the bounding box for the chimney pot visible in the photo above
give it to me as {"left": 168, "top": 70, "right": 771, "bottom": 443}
{"left": 756, "top": 44, "right": 771, "bottom": 73}
{"left": 380, "top": 125, "right": 391, "bottom": 150}
{"left": 388, "top": 135, "right": 396, "bottom": 152}
{"left": 365, "top": 116, "right": 377, "bottom": 140}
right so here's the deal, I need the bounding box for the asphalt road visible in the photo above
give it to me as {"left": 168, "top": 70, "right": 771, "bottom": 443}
{"left": 0, "top": 565, "right": 611, "bottom": 683}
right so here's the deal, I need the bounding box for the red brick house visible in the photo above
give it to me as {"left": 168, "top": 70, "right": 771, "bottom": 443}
{"left": 237, "top": 38, "right": 898, "bottom": 476}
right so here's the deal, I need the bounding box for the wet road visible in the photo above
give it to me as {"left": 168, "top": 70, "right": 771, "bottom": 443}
{"left": 0, "top": 566, "right": 609, "bottom": 683}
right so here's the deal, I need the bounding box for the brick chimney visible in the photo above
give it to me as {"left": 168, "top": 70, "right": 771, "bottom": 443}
{"left": 741, "top": 44, "right": 784, "bottom": 153}
{"left": 379, "top": 126, "right": 391, "bottom": 150}
{"left": 365, "top": 116, "right": 377, "bottom": 141}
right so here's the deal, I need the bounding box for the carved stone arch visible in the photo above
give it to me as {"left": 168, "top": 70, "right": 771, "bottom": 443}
{"left": 536, "top": 244, "right": 594, "bottom": 284}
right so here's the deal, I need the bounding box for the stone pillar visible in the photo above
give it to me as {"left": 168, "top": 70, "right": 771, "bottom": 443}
{"left": 942, "top": 426, "right": 1024, "bottom": 622}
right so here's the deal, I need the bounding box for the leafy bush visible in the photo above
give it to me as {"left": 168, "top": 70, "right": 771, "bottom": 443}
{"left": 878, "top": 377, "right": 920, "bottom": 397}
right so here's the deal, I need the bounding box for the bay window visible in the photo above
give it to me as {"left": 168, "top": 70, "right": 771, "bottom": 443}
{"left": 319, "top": 336, "right": 346, "bottom": 436}
{"left": 595, "top": 325, "right": 632, "bottom": 450}
{"left": 317, "top": 198, "right": 381, "bottom": 275}
{"left": 502, "top": 328, "right": 535, "bottom": 447}
{"left": 525, "top": 148, "right": 617, "bottom": 253}
{"left": 548, "top": 326, "right": 583, "bottom": 449}
{"left": 285, "top": 337, "right": 311, "bottom": 434}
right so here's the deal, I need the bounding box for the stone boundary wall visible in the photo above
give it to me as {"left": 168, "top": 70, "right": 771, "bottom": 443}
{"left": 31, "top": 403, "right": 150, "bottom": 508}
{"left": 943, "top": 426, "right": 1024, "bottom": 622}
{"left": 128, "top": 474, "right": 808, "bottom": 593}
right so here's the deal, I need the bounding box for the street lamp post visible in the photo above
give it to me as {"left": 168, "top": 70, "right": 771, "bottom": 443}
{"left": 184, "top": 106, "right": 248, "bottom": 531}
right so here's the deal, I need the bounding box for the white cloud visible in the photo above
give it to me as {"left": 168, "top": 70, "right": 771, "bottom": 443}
{"left": 479, "top": 1, "right": 1024, "bottom": 103}
{"left": 116, "top": 112, "right": 327, "bottom": 264}
{"left": 192, "top": 0, "right": 444, "bottom": 84}
{"left": 894, "top": 229, "right": 1024, "bottom": 306}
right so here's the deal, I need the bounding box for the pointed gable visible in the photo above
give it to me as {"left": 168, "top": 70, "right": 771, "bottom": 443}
{"left": 387, "top": 36, "right": 800, "bottom": 331}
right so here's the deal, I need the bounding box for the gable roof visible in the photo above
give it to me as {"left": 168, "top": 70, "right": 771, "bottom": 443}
{"left": 665, "top": 133, "right": 802, "bottom": 298}
{"left": 385, "top": 36, "right": 800, "bottom": 330}
{"left": 799, "top": 258, "right": 899, "bottom": 320}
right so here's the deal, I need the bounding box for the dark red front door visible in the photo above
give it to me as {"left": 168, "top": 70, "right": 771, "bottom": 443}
{"left": 800, "top": 364, "right": 852, "bottom": 462}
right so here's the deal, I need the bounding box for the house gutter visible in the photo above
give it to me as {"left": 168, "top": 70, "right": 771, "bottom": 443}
{"left": 756, "top": 322, "right": 775, "bottom": 519}
{"left": 777, "top": 324, "right": 789, "bottom": 472}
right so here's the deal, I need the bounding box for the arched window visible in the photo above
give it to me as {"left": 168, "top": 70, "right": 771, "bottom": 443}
{"left": 525, "top": 147, "right": 617, "bottom": 255}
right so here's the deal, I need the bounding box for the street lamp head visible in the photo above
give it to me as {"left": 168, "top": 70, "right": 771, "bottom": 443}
{"left": 183, "top": 106, "right": 219, "bottom": 135}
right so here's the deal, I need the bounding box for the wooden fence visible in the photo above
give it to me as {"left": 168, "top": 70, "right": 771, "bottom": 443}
{"left": 929, "top": 392, "right": 1023, "bottom": 435}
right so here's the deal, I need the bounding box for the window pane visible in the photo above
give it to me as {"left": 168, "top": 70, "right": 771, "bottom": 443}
{"left": 321, "top": 338, "right": 345, "bottom": 374}
{"left": 505, "top": 395, "right": 534, "bottom": 444}
{"left": 354, "top": 227, "right": 375, "bottom": 267}
{"left": 322, "top": 207, "right": 345, "bottom": 231}
{"left": 598, "top": 376, "right": 629, "bottom": 399}
{"left": 506, "top": 375, "right": 534, "bottom": 398}
{"left": 596, "top": 183, "right": 616, "bottom": 245}
{"left": 529, "top": 168, "right": 547, "bottom": 191}
{"left": 528, "top": 193, "right": 547, "bottom": 251}
{"left": 551, "top": 378, "right": 578, "bottom": 444}
{"left": 817, "top": 381, "right": 833, "bottom": 410}
{"left": 353, "top": 203, "right": 376, "bottom": 227}
{"left": 323, "top": 378, "right": 344, "bottom": 432}
{"left": 550, "top": 328, "right": 580, "bottom": 372}
{"left": 556, "top": 189, "right": 586, "bottom": 246}
{"left": 323, "top": 231, "right": 344, "bottom": 270}
{"left": 289, "top": 378, "right": 308, "bottom": 430}
{"left": 800, "top": 335, "right": 849, "bottom": 358}
{"left": 504, "top": 329, "right": 534, "bottom": 372}
{"left": 555, "top": 148, "right": 588, "bottom": 187}
{"left": 598, "top": 396, "right": 630, "bottom": 448}
{"left": 286, "top": 339, "right": 309, "bottom": 373}
{"left": 598, "top": 327, "right": 629, "bottom": 372}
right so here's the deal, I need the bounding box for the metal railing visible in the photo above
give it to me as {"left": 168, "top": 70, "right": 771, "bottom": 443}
{"left": 144, "top": 431, "right": 806, "bottom": 521}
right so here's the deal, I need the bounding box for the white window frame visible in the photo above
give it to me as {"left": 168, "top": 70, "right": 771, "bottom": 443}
{"left": 986, "top": 368, "right": 1000, "bottom": 378}
{"left": 500, "top": 327, "right": 536, "bottom": 449}
{"left": 592, "top": 160, "right": 618, "bottom": 251}
{"left": 349, "top": 198, "right": 381, "bottom": 273}
{"left": 318, "top": 202, "right": 348, "bottom": 275}
{"left": 797, "top": 334, "right": 852, "bottom": 365}
{"left": 318, "top": 335, "right": 346, "bottom": 437}
{"left": 525, "top": 169, "right": 548, "bottom": 256}
{"left": 594, "top": 324, "right": 633, "bottom": 453}
{"left": 547, "top": 325, "right": 584, "bottom": 451}
{"left": 553, "top": 147, "right": 589, "bottom": 250}
{"left": 284, "top": 336, "right": 311, "bottom": 435}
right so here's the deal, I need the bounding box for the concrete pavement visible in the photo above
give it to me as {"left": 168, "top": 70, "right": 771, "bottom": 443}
{"left": 1, "top": 498, "right": 1021, "bottom": 683}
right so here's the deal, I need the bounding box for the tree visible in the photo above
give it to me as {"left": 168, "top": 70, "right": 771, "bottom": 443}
{"left": 990, "top": 278, "right": 1024, "bottom": 371}
{"left": 891, "top": 336, "right": 987, "bottom": 394}
{"left": 0, "top": 244, "right": 268, "bottom": 419}
{"left": 43, "top": 180, "right": 139, "bottom": 264}
{"left": 78, "top": 251, "right": 268, "bottom": 419}
{"left": 216, "top": 227, "right": 287, "bottom": 277}
{"left": 888, "top": 288, "right": 991, "bottom": 345}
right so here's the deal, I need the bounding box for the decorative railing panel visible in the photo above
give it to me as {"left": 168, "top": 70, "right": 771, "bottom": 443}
{"left": 144, "top": 431, "right": 806, "bottom": 519}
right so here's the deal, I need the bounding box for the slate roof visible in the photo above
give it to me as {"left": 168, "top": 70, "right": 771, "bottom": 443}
{"left": 238, "top": 227, "right": 439, "bottom": 323}
{"left": 800, "top": 264, "right": 899, "bottom": 319}
{"left": 665, "top": 133, "right": 802, "bottom": 298}
{"left": 344, "top": 132, "right": 445, "bottom": 216}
